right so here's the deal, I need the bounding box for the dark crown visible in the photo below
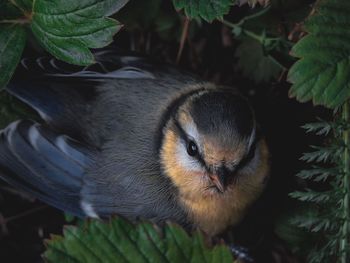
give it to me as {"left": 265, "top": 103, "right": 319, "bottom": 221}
{"left": 189, "top": 90, "right": 255, "bottom": 142}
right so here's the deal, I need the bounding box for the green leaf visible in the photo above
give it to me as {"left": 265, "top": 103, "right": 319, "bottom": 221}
{"left": 172, "top": 0, "right": 233, "bottom": 22}
{"left": 103, "top": 0, "right": 130, "bottom": 16}
{"left": 274, "top": 206, "right": 318, "bottom": 256}
{"left": 302, "top": 121, "right": 333, "bottom": 136}
{"left": 296, "top": 167, "right": 337, "bottom": 182}
{"left": 289, "top": 189, "right": 331, "bottom": 203}
{"left": 11, "top": 0, "right": 33, "bottom": 12}
{"left": 300, "top": 145, "right": 341, "bottom": 163}
{"left": 288, "top": 0, "right": 350, "bottom": 108}
{"left": 30, "top": 0, "right": 125, "bottom": 65}
{"left": 236, "top": 0, "right": 270, "bottom": 7}
{"left": 64, "top": 213, "right": 76, "bottom": 223}
{"left": 0, "top": 1, "right": 23, "bottom": 19}
{"left": 234, "top": 38, "right": 282, "bottom": 83}
{"left": 0, "top": 0, "right": 33, "bottom": 19}
{"left": 44, "top": 218, "right": 234, "bottom": 263}
{"left": 0, "top": 25, "right": 26, "bottom": 89}
{"left": 291, "top": 213, "right": 336, "bottom": 233}
{"left": 0, "top": 91, "right": 35, "bottom": 128}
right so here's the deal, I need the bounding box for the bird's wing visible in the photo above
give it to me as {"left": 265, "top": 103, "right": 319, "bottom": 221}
{"left": 6, "top": 48, "right": 199, "bottom": 142}
{"left": 0, "top": 120, "right": 95, "bottom": 216}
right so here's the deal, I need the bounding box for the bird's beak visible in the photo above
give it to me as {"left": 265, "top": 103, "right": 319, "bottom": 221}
{"left": 208, "top": 166, "right": 235, "bottom": 193}
{"left": 209, "top": 171, "right": 226, "bottom": 193}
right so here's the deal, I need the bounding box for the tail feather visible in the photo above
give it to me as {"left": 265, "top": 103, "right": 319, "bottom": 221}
{"left": 0, "top": 120, "right": 95, "bottom": 216}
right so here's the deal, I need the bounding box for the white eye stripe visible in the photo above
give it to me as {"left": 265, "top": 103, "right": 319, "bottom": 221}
{"left": 175, "top": 138, "right": 203, "bottom": 172}
{"left": 183, "top": 122, "right": 202, "bottom": 149}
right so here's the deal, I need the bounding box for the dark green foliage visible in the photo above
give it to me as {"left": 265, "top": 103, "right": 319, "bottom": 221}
{"left": 0, "top": 0, "right": 127, "bottom": 89}
{"left": 237, "top": 0, "right": 270, "bottom": 7}
{"left": 234, "top": 38, "right": 282, "bottom": 83}
{"left": 116, "top": 0, "right": 163, "bottom": 29}
{"left": 0, "top": 1, "right": 23, "bottom": 19}
{"left": 289, "top": 114, "right": 350, "bottom": 263}
{"left": 30, "top": 0, "right": 124, "bottom": 65}
{"left": 223, "top": 5, "right": 294, "bottom": 83}
{"left": 287, "top": 3, "right": 350, "bottom": 259}
{"left": 44, "top": 217, "right": 235, "bottom": 263}
{"left": 172, "top": 0, "right": 233, "bottom": 21}
{"left": 288, "top": 0, "right": 350, "bottom": 108}
{"left": 0, "top": 25, "right": 26, "bottom": 89}
{"left": 0, "top": 91, "right": 34, "bottom": 128}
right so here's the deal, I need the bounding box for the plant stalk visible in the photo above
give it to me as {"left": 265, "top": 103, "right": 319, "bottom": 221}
{"left": 176, "top": 17, "right": 190, "bottom": 64}
{"left": 0, "top": 18, "right": 30, "bottom": 24}
{"left": 341, "top": 101, "right": 350, "bottom": 263}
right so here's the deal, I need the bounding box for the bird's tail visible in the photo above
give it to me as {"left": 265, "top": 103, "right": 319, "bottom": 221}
{"left": 0, "top": 120, "right": 94, "bottom": 216}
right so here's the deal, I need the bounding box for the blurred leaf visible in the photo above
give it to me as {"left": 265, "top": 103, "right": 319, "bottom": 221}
{"left": 0, "top": 91, "right": 34, "bottom": 128}
{"left": 31, "top": 0, "right": 125, "bottom": 65}
{"left": 64, "top": 213, "right": 76, "bottom": 223}
{"left": 0, "top": 0, "right": 32, "bottom": 19}
{"left": 288, "top": 0, "right": 350, "bottom": 108}
{"left": 234, "top": 38, "right": 282, "bottom": 83}
{"left": 296, "top": 167, "right": 337, "bottom": 182}
{"left": 291, "top": 213, "right": 337, "bottom": 233}
{"left": 172, "top": 0, "right": 233, "bottom": 22}
{"left": 274, "top": 206, "right": 318, "bottom": 255}
{"left": 0, "top": 1, "right": 23, "bottom": 19}
{"left": 300, "top": 145, "right": 341, "bottom": 163}
{"left": 289, "top": 189, "right": 331, "bottom": 203}
{"left": 11, "top": 0, "right": 33, "bottom": 12}
{"left": 116, "top": 0, "right": 162, "bottom": 29}
{"left": 44, "top": 218, "right": 235, "bottom": 263}
{"left": 155, "top": 11, "right": 181, "bottom": 40}
{"left": 103, "top": 0, "right": 130, "bottom": 16}
{"left": 237, "top": 0, "right": 270, "bottom": 7}
{"left": 0, "top": 25, "right": 26, "bottom": 89}
{"left": 302, "top": 121, "right": 333, "bottom": 136}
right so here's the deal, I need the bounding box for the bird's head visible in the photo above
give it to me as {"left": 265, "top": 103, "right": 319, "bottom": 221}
{"left": 160, "top": 86, "right": 269, "bottom": 234}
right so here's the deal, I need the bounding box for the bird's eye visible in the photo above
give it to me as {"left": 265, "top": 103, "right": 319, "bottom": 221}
{"left": 187, "top": 140, "right": 198, "bottom": 156}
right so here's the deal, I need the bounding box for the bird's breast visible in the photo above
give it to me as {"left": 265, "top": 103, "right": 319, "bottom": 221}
{"left": 180, "top": 187, "right": 253, "bottom": 236}
{"left": 161, "top": 131, "right": 269, "bottom": 235}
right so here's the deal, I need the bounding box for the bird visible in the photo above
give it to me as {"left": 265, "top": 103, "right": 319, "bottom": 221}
{"left": 0, "top": 49, "right": 270, "bottom": 237}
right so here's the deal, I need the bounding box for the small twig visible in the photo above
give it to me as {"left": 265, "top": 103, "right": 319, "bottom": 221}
{"left": 221, "top": 19, "right": 280, "bottom": 44}
{"left": 267, "top": 54, "right": 287, "bottom": 71}
{"left": 7, "top": 0, "right": 33, "bottom": 21}
{"left": 4, "top": 205, "right": 48, "bottom": 223}
{"left": 176, "top": 17, "right": 190, "bottom": 64}
{"left": 130, "top": 32, "right": 136, "bottom": 51}
{"left": 0, "top": 186, "right": 35, "bottom": 201}
{"left": 9, "top": 0, "right": 26, "bottom": 14}
{"left": 0, "top": 213, "right": 9, "bottom": 235}
{"left": 235, "top": 5, "right": 271, "bottom": 27}
{"left": 0, "top": 18, "right": 31, "bottom": 25}
{"left": 145, "top": 32, "right": 152, "bottom": 54}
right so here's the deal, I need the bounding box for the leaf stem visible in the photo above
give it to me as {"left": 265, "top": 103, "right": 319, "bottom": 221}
{"left": 176, "top": 17, "right": 190, "bottom": 64}
{"left": 6, "top": 0, "right": 33, "bottom": 22}
{"left": 220, "top": 19, "right": 280, "bottom": 44}
{"left": 0, "top": 18, "right": 30, "bottom": 25}
{"left": 219, "top": 5, "right": 274, "bottom": 44}
{"left": 9, "top": 0, "right": 26, "bottom": 14}
{"left": 220, "top": 19, "right": 258, "bottom": 41}
{"left": 234, "top": 5, "right": 271, "bottom": 27}
{"left": 341, "top": 101, "right": 350, "bottom": 263}
{"left": 268, "top": 54, "right": 286, "bottom": 70}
